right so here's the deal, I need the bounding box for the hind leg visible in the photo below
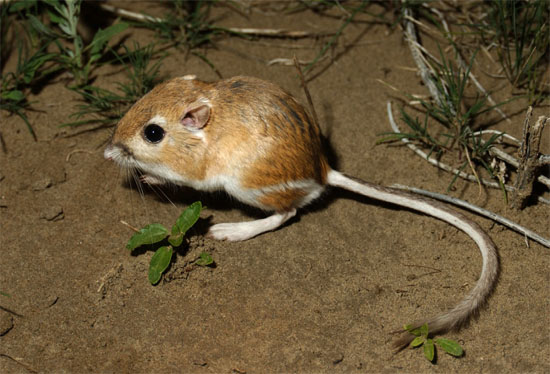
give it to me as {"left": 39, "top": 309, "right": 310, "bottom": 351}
{"left": 208, "top": 209, "right": 297, "bottom": 241}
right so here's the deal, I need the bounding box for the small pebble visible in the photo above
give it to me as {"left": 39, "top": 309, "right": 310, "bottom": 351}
{"left": 32, "top": 177, "right": 53, "bottom": 191}
{"left": 40, "top": 206, "right": 64, "bottom": 221}
{"left": 332, "top": 353, "right": 344, "bottom": 365}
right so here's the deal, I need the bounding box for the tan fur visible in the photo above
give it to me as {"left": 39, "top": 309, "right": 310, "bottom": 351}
{"left": 258, "top": 188, "right": 309, "bottom": 212}
{"left": 111, "top": 76, "right": 328, "bottom": 210}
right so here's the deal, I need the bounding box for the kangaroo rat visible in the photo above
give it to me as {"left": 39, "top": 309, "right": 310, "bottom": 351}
{"left": 104, "top": 75, "right": 498, "bottom": 347}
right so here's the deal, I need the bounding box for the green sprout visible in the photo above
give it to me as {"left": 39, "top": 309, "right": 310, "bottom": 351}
{"left": 125, "top": 201, "right": 212, "bottom": 285}
{"left": 29, "top": 0, "right": 128, "bottom": 87}
{"left": 1, "top": 2, "right": 58, "bottom": 139}
{"left": 405, "top": 323, "right": 464, "bottom": 363}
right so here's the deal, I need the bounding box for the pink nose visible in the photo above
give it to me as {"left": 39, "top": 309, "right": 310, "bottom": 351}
{"left": 103, "top": 144, "right": 115, "bottom": 160}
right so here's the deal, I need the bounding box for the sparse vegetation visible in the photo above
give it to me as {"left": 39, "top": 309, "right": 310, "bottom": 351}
{"left": 28, "top": 0, "right": 129, "bottom": 87}
{"left": 125, "top": 202, "right": 212, "bottom": 285}
{"left": 379, "top": 47, "right": 508, "bottom": 192}
{"left": 405, "top": 323, "right": 464, "bottom": 363}
{"left": 484, "top": 0, "right": 549, "bottom": 104}
{"left": 378, "top": 0, "right": 547, "bottom": 197}
{"left": 1, "top": 2, "right": 547, "bottom": 366}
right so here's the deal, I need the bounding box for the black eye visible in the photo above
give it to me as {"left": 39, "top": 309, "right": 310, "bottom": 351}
{"left": 143, "top": 124, "right": 165, "bottom": 143}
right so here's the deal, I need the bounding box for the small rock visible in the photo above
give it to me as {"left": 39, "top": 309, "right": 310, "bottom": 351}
{"left": 40, "top": 206, "right": 64, "bottom": 221}
{"left": 48, "top": 295, "right": 59, "bottom": 307}
{"left": 0, "top": 310, "right": 14, "bottom": 336}
{"left": 332, "top": 353, "right": 344, "bottom": 365}
{"left": 32, "top": 177, "right": 53, "bottom": 191}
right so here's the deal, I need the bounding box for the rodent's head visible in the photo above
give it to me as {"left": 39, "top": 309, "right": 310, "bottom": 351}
{"left": 104, "top": 76, "right": 212, "bottom": 184}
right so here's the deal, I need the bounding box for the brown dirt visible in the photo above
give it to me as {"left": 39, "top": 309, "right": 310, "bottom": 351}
{"left": 1, "top": 2, "right": 549, "bottom": 373}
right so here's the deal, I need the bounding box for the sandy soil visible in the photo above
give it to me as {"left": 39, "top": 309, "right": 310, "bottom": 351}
{"left": 1, "top": 2, "right": 549, "bottom": 373}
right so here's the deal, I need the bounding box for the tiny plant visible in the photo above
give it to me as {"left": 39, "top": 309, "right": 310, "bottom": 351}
{"left": 29, "top": 0, "right": 129, "bottom": 87}
{"left": 126, "top": 201, "right": 212, "bottom": 285}
{"left": 0, "top": 42, "right": 56, "bottom": 139}
{"left": 141, "top": 1, "right": 226, "bottom": 50}
{"left": 1, "top": 1, "right": 58, "bottom": 139}
{"left": 405, "top": 323, "right": 464, "bottom": 363}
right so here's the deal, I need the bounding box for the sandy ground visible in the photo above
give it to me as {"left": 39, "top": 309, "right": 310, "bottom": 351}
{"left": 1, "top": 2, "right": 549, "bottom": 373}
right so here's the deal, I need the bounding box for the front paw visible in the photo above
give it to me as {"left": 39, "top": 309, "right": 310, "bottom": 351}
{"left": 140, "top": 174, "right": 164, "bottom": 185}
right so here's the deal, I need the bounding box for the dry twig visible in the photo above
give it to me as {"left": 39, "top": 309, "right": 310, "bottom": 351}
{"left": 510, "top": 107, "right": 550, "bottom": 209}
{"left": 402, "top": 8, "right": 446, "bottom": 109}
{"left": 386, "top": 101, "right": 550, "bottom": 205}
{"left": 120, "top": 220, "right": 140, "bottom": 233}
{"left": 0, "top": 354, "right": 38, "bottom": 374}
{"left": 428, "top": 6, "right": 511, "bottom": 124}
{"left": 391, "top": 184, "right": 550, "bottom": 248}
{"left": 293, "top": 56, "right": 319, "bottom": 127}
{"left": 386, "top": 102, "right": 503, "bottom": 189}
{"left": 472, "top": 130, "right": 550, "bottom": 189}
{"left": 99, "top": 3, "right": 323, "bottom": 38}
{"left": 268, "top": 56, "right": 327, "bottom": 66}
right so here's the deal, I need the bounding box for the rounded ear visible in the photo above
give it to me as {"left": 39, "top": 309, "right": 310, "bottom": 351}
{"left": 181, "top": 103, "right": 211, "bottom": 129}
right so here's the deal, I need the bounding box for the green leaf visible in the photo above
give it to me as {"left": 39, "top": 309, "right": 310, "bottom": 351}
{"left": 43, "top": 0, "right": 61, "bottom": 9}
{"left": 126, "top": 223, "right": 169, "bottom": 251}
{"left": 435, "top": 338, "right": 464, "bottom": 357}
{"left": 88, "top": 23, "right": 129, "bottom": 60}
{"left": 47, "top": 9, "right": 64, "bottom": 25}
{"left": 148, "top": 246, "right": 173, "bottom": 285}
{"left": 171, "top": 201, "right": 202, "bottom": 238}
{"left": 410, "top": 336, "right": 425, "bottom": 348}
{"left": 28, "top": 15, "right": 58, "bottom": 37}
{"left": 9, "top": 0, "right": 37, "bottom": 12}
{"left": 195, "top": 252, "right": 213, "bottom": 267}
{"left": 167, "top": 233, "right": 184, "bottom": 247}
{"left": 404, "top": 324, "right": 422, "bottom": 336}
{"left": 1, "top": 90, "right": 24, "bottom": 101}
{"left": 23, "top": 53, "right": 58, "bottom": 84}
{"left": 0, "top": 291, "right": 10, "bottom": 297}
{"left": 424, "top": 338, "right": 435, "bottom": 362}
{"left": 58, "top": 22, "right": 74, "bottom": 38}
{"left": 419, "top": 323, "right": 429, "bottom": 338}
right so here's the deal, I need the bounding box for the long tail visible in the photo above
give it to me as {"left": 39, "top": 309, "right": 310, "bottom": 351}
{"left": 327, "top": 170, "right": 499, "bottom": 348}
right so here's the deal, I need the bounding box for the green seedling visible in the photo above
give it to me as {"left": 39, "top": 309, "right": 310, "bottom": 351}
{"left": 405, "top": 323, "right": 463, "bottom": 363}
{"left": 0, "top": 42, "right": 58, "bottom": 139}
{"left": 29, "top": 0, "right": 129, "bottom": 87}
{"left": 126, "top": 202, "right": 210, "bottom": 285}
{"left": 1, "top": 3, "right": 59, "bottom": 139}
{"left": 195, "top": 252, "right": 214, "bottom": 267}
